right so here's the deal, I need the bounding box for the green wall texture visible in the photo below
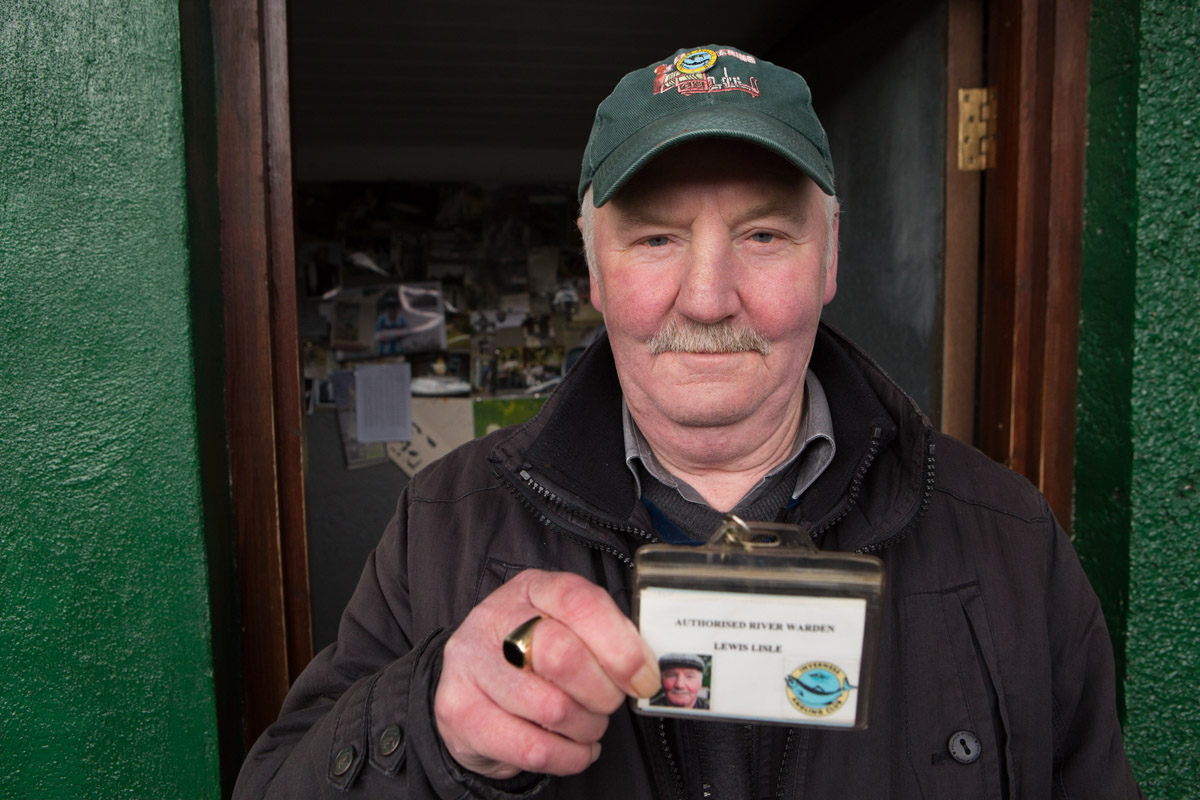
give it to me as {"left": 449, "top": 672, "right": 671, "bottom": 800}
{"left": 1078, "top": 0, "right": 1200, "bottom": 796}
{"left": 0, "top": 1, "right": 222, "bottom": 798}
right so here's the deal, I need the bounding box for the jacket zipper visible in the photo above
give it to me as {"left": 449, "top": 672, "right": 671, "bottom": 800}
{"left": 493, "top": 467, "right": 655, "bottom": 567}
{"left": 811, "top": 425, "right": 884, "bottom": 540}
{"left": 808, "top": 426, "right": 938, "bottom": 556}
{"left": 775, "top": 728, "right": 796, "bottom": 799}
{"left": 656, "top": 718, "right": 686, "bottom": 800}
{"left": 858, "top": 435, "right": 936, "bottom": 554}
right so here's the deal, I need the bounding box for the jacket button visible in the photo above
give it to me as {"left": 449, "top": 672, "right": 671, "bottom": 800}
{"left": 947, "top": 730, "right": 981, "bottom": 764}
{"left": 380, "top": 724, "right": 403, "bottom": 756}
{"left": 332, "top": 745, "right": 356, "bottom": 776}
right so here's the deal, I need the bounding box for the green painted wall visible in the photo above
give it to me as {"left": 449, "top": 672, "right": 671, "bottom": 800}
{"left": 0, "top": 2, "right": 222, "bottom": 798}
{"left": 1078, "top": 1, "right": 1200, "bottom": 796}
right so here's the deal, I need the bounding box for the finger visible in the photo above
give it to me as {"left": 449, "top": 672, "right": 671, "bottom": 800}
{"left": 522, "top": 572, "right": 660, "bottom": 698}
{"left": 439, "top": 688, "right": 602, "bottom": 778}
{"left": 519, "top": 616, "right": 627, "bottom": 715}
{"left": 477, "top": 615, "right": 617, "bottom": 737}
{"left": 438, "top": 584, "right": 611, "bottom": 775}
{"left": 492, "top": 667, "right": 612, "bottom": 745}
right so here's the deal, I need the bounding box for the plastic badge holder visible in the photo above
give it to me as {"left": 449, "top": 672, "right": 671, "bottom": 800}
{"left": 633, "top": 514, "right": 885, "bottom": 730}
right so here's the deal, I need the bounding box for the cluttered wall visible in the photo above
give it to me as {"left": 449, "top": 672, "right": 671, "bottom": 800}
{"left": 296, "top": 179, "right": 603, "bottom": 647}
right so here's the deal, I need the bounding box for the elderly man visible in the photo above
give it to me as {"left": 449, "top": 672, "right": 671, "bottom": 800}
{"left": 650, "top": 654, "right": 709, "bottom": 710}
{"left": 235, "top": 45, "right": 1141, "bottom": 799}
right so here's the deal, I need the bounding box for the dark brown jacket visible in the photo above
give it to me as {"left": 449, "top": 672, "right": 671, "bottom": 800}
{"left": 235, "top": 326, "right": 1142, "bottom": 799}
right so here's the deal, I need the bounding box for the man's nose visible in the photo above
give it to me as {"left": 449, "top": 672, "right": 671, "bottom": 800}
{"left": 675, "top": 235, "right": 740, "bottom": 324}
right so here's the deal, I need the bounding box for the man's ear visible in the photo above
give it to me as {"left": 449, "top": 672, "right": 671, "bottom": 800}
{"left": 589, "top": 268, "right": 604, "bottom": 314}
{"left": 579, "top": 214, "right": 605, "bottom": 313}
{"left": 823, "top": 203, "right": 840, "bottom": 306}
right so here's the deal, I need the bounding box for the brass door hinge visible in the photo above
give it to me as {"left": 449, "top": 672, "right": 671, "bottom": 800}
{"left": 957, "top": 88, "right": 995, "bottom": 171}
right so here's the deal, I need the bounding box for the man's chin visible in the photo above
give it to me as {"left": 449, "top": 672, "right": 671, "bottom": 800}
{"left": 657, "top": 398, "right": 758, "bottom": 429}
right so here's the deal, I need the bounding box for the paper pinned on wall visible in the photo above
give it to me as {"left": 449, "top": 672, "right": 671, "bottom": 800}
{"left": 355, "top": 362, "right": 412, "bottom": 443}
{"left": 386, "top": 397, "right": 475, "bottom": 478}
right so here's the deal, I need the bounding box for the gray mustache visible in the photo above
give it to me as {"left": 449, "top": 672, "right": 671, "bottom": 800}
{"left": 645, "top": 319, "right": 773, "bottom": 355}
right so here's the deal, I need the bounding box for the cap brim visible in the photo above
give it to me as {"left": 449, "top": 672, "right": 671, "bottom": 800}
{"left": 589, "top": 105, "right": 835, "bottom": 206}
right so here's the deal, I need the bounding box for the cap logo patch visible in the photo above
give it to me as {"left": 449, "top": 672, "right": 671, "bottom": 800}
{"left": 674, "top": 48, "right": 717, "bottom": 74}
{"left": 653, "top": 49, "right": 760, "bottom": 99}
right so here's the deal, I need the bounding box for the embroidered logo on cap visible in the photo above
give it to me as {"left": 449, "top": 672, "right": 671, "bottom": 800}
{"left": 675, "top": 48, "right": 717, "bottom": 74}
{"left": 653, "top": 47, "right": 760, "bottom": 98}
{"left": 785, "top": 661, "right": 856, "bottom": 716}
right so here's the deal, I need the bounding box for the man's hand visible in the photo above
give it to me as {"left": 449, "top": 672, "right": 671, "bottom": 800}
{"left": 434, "top": 569, "right": 661, "bottom": 779}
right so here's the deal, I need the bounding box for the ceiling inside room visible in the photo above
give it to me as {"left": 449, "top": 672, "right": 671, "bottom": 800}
{"left": 287, "top": 0, "right": 824, "bottom": 182}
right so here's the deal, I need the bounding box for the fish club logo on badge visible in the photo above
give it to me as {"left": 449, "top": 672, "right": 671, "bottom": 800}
{"left": 785, "top": 661, "right": 856, "bottom": 716}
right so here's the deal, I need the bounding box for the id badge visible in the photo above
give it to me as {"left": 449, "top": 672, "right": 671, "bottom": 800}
{"left": 633, "top": 515, "right": 885, "bottom": 730}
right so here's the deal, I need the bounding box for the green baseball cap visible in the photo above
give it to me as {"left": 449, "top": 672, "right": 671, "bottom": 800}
{"left": 579, "top": 45, "right": 835, "bottom": 207}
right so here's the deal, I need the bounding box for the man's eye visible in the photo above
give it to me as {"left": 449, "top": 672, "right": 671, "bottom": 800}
{"left": 749, "top": 231, "right": 776, "bottom": 243}
{"left": 644, "top": 236, "right": 670, "bottom": 247}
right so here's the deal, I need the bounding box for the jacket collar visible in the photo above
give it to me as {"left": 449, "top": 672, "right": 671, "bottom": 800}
{"left": 517, "top": 332, "right": 639, "bottom": 520}
{"left": 494, "top": 323, "right": 932, "bottom": 552}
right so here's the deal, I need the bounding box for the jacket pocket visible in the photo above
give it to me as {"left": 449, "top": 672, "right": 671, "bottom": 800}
{"left": 902, "top": 584, "right": 1013, "bottom": 799}
{"left": 473, "top": 557, "right": 529, "bottom": 605}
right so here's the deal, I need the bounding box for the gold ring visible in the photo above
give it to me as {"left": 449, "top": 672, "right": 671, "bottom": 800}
{"left": 502, "top": 615, "right": 543, "bottom": 670}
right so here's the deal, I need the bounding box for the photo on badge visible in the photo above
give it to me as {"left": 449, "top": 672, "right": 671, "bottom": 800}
{"left": 648, "top": 652, "right": 712, "bottom": 711}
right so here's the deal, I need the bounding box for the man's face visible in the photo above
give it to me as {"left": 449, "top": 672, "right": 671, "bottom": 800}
{"left": 586, "top": 140, "right": 838, "bottom": 434}
{"left": 661, "top": 666, "right": 704, "bottom": 708}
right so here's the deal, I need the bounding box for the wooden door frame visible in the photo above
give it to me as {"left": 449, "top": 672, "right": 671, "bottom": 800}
{"left": 977, "top": 0, "right": 1092, "bottom": 528}
{"left": 213, "top": 0, "right": 312, "bottom": 748}
{"left": 941, "top": 0, "right": 987, "bottom": 443}
{"left": 213, "top": 0, "right": 1093, "bottom": 751}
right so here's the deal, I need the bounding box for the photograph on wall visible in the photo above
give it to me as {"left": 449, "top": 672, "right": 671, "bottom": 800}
{"left": 330, "top": 294, "right": 376, "bottom": 354}
{"left": 391, "top": 282, "right": 449, "bottom": 354}
{"left": 327, "top": 283, "right": 448, "bottom": 360}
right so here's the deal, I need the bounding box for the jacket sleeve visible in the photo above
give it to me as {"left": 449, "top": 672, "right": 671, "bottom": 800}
{"left": 232, "top": 488, "right": 549, "bottom": 800}
{"left": 1043, "top": 507, "right": 1145, "bottom": 799}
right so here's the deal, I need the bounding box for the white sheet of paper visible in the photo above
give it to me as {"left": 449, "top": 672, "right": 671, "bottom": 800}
{"left": 354, "top": 362, "right": 412, "bottom": 443}
{"left": 637, "top": 587, "right": 867, "bottom": 727}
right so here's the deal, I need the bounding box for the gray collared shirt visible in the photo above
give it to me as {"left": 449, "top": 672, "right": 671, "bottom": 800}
{"left": 623, "top": 370, "right": 836, "bottom": 509}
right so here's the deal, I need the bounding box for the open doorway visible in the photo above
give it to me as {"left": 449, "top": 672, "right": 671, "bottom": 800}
{"left": 286, "top": 0, "right": 975, "bottom": 653}
{"left": 216, "top": 0, "right": 1093, "bottom": 758}
{"left": 217, "top": 0, "right": 1108, "bottom": 755}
